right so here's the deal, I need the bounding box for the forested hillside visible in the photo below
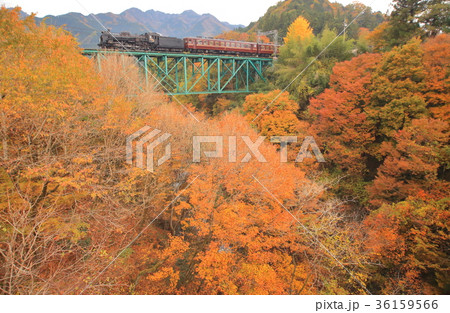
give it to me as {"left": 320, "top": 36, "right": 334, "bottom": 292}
{"left": 244, "top": 0, "right": 385, "bottom": 39}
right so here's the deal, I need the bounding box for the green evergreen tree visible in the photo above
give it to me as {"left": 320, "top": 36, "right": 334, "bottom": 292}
{"left": 389, "top": 0, "right": 426, "bottom": 45}
{"left": 382, "top": 0, "right": 449, "bottom": 47}
{"left": 420, "top": 0, "right": 450, "bottom": 36}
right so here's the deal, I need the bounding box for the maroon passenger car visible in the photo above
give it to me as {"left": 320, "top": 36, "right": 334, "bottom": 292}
{"left": 184, "top": 37, "right": 278, "bottom": 57}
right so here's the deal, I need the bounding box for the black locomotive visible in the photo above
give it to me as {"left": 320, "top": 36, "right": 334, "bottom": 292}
{"left": 99, "top": 31, "right": 185, "bottom": 52}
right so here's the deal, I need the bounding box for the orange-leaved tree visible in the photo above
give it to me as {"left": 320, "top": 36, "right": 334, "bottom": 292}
{"left": 242, "top": 90, "right": 302, "bottom": 137}
{"left": 422, "top": 34, "right": 450, "bottom": 121}
{"left": 364, "top": 197, "right": 450, "bottom": 294}
{"left": 309, "top": 53, "right": 382, "bottom": 176}
{"left": 369, "top": 118, "right": 449, "bottom": 206}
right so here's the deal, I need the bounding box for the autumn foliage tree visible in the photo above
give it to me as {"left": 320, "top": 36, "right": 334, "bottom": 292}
{"left": 369, "top": 118, "right": 449, "bottom": 206}
{"left": 242, "top": 90, "right": 302, "bottom": 137}
{"left": 133, "top": 113, "right": 372, "bottom": 295}
{"left": 0, "top": 7, "right": 186, "bottom": 294}
{"left": 310, "top": 33, "right": 449, "bottom": 202}
{"left": 422, "top": 34, "right": 450, "bottom": 120}
{"left": 366, "top": 38, "right": 428, "bottom": 141}
{"left": 284, "top": 16, "right": 313, "bottom": 44}
{"left": 364, "top": 198, "right": 449, "bottom": 294}
{"left": 307, "top": 28, "right": 449, "bottom": 294}
{"left": 309, "top": 53, "right": 382, "bottom": 176}
{"left": 0, "top": 7, "right": 110, "bottom": 293}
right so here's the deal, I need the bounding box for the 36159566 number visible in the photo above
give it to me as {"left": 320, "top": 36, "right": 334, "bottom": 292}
{"left": 375, "top": 300, "right": 438, "bottom": 310}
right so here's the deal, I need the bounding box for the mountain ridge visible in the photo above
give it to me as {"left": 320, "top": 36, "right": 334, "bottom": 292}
{"left": 27, "top": 8, "right": 243, "bottom": 48}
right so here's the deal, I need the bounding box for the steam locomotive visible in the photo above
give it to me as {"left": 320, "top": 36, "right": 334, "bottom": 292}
{"left": 99, "top": 31, "right": 278, "bottom": 57}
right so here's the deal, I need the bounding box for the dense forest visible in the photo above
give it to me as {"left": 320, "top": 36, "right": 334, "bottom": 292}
{"left": 0, "top": 0, "right": 449, "bottom": 295}
{"left": 244, "top": 0, "right": 385, "bottom": 39}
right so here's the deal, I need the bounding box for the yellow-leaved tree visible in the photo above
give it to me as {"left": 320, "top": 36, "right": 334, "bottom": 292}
{"left": 284, "top": 16, "right": 313, "bottom": 44}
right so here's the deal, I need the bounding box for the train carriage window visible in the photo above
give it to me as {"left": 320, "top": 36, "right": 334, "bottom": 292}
{"left": 226, "top": 42, "right": 230, "bottom": 47}
{"left": 231, "top": 43, "right": 235, "bottom": 47}
{"left": 198, "top": 40, "right": 202, "bottom": 45}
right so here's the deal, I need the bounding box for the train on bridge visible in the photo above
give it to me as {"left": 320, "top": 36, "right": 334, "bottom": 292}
{"left": 98, "top": 31, "right": 279, "bottom": 58}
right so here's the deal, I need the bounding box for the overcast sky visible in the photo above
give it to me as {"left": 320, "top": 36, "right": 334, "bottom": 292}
{"left": 1, "top": 0, "right": 393, "bottom": 25}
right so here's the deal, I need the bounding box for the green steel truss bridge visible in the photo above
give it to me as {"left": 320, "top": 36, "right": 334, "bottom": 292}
{"left": 83, "top": 49, "right": 274, "bottom": 96}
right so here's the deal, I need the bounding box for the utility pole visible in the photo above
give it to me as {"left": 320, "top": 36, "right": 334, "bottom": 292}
{"left": 343, "top": 19, "right": 348, "bottom": 41}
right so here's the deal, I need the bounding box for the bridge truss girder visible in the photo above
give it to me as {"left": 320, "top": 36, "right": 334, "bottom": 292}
{"left": 83, "top": 50, "right": 273, "bottom": 96}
